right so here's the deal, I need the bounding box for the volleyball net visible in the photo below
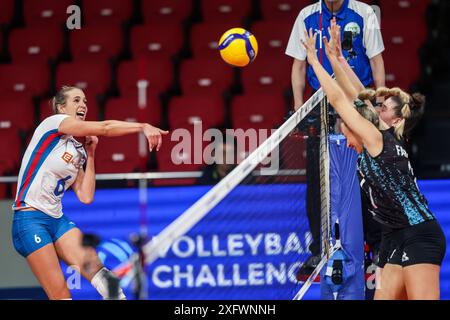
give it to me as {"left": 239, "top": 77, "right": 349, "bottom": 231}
{"left": 124, "top": 88, "right": 335, "bottom": 300}
{"left": 0, "top": 87, "right": 335, "bottom": 300}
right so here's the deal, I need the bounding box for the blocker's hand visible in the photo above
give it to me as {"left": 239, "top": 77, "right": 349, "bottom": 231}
{"left": 302, "top": 28, "right": 319, "bottom": 65}
{"left": 143, "top": 124, "right": 169, "bottom": 152}
{"left": 328, "top": 18, "right": 343, "bottom": 58}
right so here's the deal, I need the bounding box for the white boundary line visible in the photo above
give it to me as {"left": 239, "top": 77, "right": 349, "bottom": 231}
{"left": 141, "top": 89, "right": 325, "bottom": 265}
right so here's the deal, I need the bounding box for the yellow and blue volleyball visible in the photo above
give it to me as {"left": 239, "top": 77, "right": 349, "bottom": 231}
{"left": 218, "top": 28, "right": 258, "bottom": 67}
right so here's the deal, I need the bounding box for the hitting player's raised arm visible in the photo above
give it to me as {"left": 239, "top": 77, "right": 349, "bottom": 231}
{"left": 59, "top": 118, "right": 169, "bottom": 152}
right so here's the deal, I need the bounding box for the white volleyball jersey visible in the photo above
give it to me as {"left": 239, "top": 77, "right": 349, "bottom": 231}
{"left": 13, "top": 114, "right": 87, "bottom": 218}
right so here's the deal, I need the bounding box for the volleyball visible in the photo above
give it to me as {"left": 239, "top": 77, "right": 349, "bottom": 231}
{"left": 218, "top": 28, "right": 258, "bottom": 67}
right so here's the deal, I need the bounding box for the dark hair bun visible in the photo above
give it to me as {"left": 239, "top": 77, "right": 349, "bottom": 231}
{"left": 410, "top": 93, "right": 426, "bottom": 111}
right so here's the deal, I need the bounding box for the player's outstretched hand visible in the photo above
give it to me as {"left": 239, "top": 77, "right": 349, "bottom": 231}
{"left": 323, "top": 36, "right": 335, "bottom": 60}
{"left": 302, "top": 28, "right": 319, "bottom": 65}
{"left": 328, "top": 18, "right": 343, "bottom": 58}
{"left": 143, "top": 124, "right": 169, "bottom": 152}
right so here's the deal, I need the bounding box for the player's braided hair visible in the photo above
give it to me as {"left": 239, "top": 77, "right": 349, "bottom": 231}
{"left": 375, "top": 87, "right": 425, "bottom": 139}
{"left": 351, "top": 89, "right": 381, "bottom": 129}
{"left": 357, "top": 88, "right": 377, "bottom": 102}
{"left": 51, "top": 86, "right": 78, "bottom": 114}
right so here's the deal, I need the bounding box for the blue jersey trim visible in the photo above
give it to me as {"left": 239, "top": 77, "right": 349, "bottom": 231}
{"left": 15, "top": 129, "right": 61, "bottom": 207}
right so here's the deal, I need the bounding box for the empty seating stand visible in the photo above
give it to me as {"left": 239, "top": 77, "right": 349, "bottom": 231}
{"left": 9, "top": 27, "right": 63, "bottom": 63}
{"left": 83, "top": 0, "right": 133, "bottom": 26}
{"left": 24, "top": 0, "right": 75, "bottom": 27}
{"left": 0, "top": 0, "right": 433, "bottom": 191}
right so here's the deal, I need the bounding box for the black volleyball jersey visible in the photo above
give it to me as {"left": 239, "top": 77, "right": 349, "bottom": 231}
{"left": 357, "top": 128, "right": 435, "bottom": 229}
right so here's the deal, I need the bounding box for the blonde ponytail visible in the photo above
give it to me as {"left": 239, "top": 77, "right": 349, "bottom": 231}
{"left": 401, "top": 104, "right": 411, "bottom": 118}
{"left": 51, "top": 86, "right": 78, "bottom": 114}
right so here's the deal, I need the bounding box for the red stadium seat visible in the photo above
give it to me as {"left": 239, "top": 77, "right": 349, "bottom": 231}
{"left": 260, "top": 0, "right": 311, "bottom": 22}
{"left": 0, "top": 96, "right": 35, "bottom": 131}
{"left": 117, "top": 58, "right": 173, "bottom": 97}
{"left": 381, "top": 17, "right": 424, "bottom": 90}
{"left": 168, "top": 95, "right": 225, "bottom": 129}
{"left": 83, "top": 0, "right": 133, "bottom": 26}
{"left": 9, "top": 27, "right": 63, "bottom": 63}
{"left": 241, "top": 56, "right": 291, "bottom": 94}
{"left": 0, "top": 128, "right": 22, "bottom": 173}
{"left": 250, "top": 21, "right": 293, "bottom": 58}
{"left": 0, "top": 0, "right": 14, "bottom": 25}
{"left": 201, "top": 0, "right": 251, "bottom": 24}
{"left": 56, "top": 61, "right": 111, "bottom": 98}
{"left": 95, "top": 135, "right": 141, "bottom": 174}
{"left": 190, "top": 23, "right": 231, "bottom": 59}
{"left": 104, "top": 96, "right": 162, "bottom": 127}
{"left": 142, "top": 0, "right": 192, "bottom": 25}
{"left": 0, "top": 63, "right": 49, "bottom": 97}
{"left": 130, "top": 24, "right": 183, "bottom": 59}
{"left": 179, "top": 58, "right": 233, "bottom": 95}
{"left": 70, "top": 25, "right": 123, "bottom": 61}
{"left": 231, "top": 94, "right": 286, "bottom": 130}
{"left": 39, "top": 99, "right": 55, "bottom": 121}
{"left": 0, "top": 179, "right": 17, "bottom": 200}
{"left": 379, "top": 0, "right": 430, "bottom": 19}
{"left": 381, "top": 17, "right": 426, "bottom": 53}
{"left": 39, "top": 98, "right": 99, "bottom": 122}
{"left": 384, "top": 50, "right": 420, "bottom": 90}
{"left": 24, "top": 0, "right": 75, "bottom": 27}
{"left": 154, "top": 130, "right": 206, "bottom": 186}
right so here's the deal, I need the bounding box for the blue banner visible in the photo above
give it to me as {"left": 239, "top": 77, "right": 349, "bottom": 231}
{"left": 63, "top": 184, "right": 321, "bottom": 300}
{"left": 61, "top": 179, "right": 450, "bottom": 300}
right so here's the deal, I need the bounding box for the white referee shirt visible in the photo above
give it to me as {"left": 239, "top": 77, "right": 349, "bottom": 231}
{"left": 285, "top": 0, "right": 384, "bottom": 89}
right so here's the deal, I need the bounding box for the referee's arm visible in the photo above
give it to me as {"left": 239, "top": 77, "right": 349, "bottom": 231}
{"left": 291, "top": 58, "right": 307, "bottom": 111}
{"left": 370, "top": 53, "right": 385, "bottom": 88}
{"left": 286, "top": 9, "right": 308, "bottom": 111}
{"left": 364, "top": 5, "right": 386, "bottom": 89}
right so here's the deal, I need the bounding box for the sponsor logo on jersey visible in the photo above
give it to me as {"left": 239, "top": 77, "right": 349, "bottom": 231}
{"left": 344, "top": 22, "right": 361, "bottom": 37}
{"left": 62, "top": 152, "right": 74, "bottom": 164}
